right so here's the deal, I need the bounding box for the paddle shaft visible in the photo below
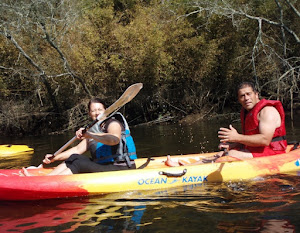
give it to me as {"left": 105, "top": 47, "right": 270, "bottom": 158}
{"left": 51, "top": 113, "right": 107, "bottom": 157}
{"left": 48, "top": 83, "right": 143, "bottom": 160}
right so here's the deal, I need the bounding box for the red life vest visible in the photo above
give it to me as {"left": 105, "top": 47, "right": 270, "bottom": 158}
{"left": 240, "top": 99, "right": 287, "bottom": 157}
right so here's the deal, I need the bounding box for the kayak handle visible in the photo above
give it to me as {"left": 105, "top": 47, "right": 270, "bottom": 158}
{"left": 159, "top": 169, "right": 187, "bottom": 177}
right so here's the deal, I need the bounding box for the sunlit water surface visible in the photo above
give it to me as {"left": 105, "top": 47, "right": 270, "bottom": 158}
{"left": 0, "top": 118, "right": 299, "bottom": 233}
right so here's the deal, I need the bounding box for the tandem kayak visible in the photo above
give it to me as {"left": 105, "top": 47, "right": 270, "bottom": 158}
{"left": 0, "top": 144, "right": 299, "bottom": 201}
{"left": 0, "top": 144, "right": 34, "bottom": 156}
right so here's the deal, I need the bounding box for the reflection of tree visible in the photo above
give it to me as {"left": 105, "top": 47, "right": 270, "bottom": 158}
{"left": 0, "top": 152, "right": 33, "bottom": 169}
{"left": 217, "top": 219, "right": 295, "bottom": 232}
{"left": 0, "top": 199, "right": 89, "bottom": 232}
{"left": 0, "top": 198, "right": 147, "bottom": 232}
{"left": 215, "top": 174, "right": 299, "bottom": 232}
{"left": 93, "top": 205, "right": 146, "bottom": 232}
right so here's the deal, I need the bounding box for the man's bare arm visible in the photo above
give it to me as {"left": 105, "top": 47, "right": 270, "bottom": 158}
{"left": 218, "top": 106, "right": 281, "bottom": 147}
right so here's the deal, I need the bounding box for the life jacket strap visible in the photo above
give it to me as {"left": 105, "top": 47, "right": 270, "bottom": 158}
{"left": 95, "top": 153, "right": 133, "bottom": 167}
{"left": 271, "top": 135, "right": 286, "bottom": 142}
{"left": 137, "top": 157, "right": 154, "bottom": 169}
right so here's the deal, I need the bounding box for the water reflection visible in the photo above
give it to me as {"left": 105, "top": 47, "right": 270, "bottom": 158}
{"left": 0, "top": 173, "right": 299, "bottom": 232}
{"left": 0, "top": 199, "right": 89, "bottom": 232}
{"left": 0, "top": 152, "right": 33, "bottom": 169}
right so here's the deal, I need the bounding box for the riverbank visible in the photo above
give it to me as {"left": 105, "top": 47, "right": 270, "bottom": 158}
{"left": 1, "top": 104, "right": 298, "bottom": 137}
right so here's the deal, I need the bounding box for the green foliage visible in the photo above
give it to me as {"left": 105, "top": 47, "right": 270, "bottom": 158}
{"left": 0, "top": 0, "right": 299, "bottom": 135}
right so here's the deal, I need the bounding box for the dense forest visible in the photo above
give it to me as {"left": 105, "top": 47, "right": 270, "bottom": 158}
{"left": 0, "top": 0, "right": 299, "bottom": 136}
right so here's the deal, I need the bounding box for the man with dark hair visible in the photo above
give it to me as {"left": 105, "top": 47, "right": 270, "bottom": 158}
{"left": 165, "top": 81, "right": 287, "bottom": 166}
{"left": 217, "top": 81, "right": 287, "bottom": 160}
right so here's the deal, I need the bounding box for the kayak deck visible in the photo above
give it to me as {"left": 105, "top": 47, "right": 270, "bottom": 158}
{"left": 0, "top": 145, "right": 299, "bottom": 201}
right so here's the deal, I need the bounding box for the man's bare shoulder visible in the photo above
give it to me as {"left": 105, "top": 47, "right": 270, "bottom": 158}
{"left": 260, "top": 105, "right": 279, "bottom": 114}
{"left": 258, "top": 106, "right": 281, "bottom": 126}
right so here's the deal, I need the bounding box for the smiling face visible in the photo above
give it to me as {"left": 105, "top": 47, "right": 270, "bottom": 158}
{"left": 88, "top": 102, "right": 105, "bottom": 121}
{"left": 238, "top": 86, "right": 260, "bottom": 111}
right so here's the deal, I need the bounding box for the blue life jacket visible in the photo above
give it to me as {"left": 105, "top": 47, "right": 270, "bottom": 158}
{"left": 88, "top": 112, "right": 137, "bottom": 167}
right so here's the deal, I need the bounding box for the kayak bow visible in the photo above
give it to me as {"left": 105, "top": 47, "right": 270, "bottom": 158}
{"left": 0, "top": 145, "right": 34, "bottom": 156}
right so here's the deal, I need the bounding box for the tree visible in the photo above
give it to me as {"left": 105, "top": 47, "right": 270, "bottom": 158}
{"left": 172, "top": 0, "right": 300, "bottom": 119}
{"left": 0, "top": 0, "right": 92, "bottom": 112}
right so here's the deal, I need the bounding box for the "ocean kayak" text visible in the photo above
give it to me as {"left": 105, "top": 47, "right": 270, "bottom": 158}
{"left": 137, "top": 176, "right": 208, "bottom": 185}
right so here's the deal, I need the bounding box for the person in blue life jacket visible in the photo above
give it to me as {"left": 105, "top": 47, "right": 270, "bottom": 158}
{"left": 22, "top": 98, "right": 137, "bottom": 176}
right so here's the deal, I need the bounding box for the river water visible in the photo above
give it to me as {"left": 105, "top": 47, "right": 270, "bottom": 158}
{"left": 0, "top": 118, "right": 300, "bottom": 233}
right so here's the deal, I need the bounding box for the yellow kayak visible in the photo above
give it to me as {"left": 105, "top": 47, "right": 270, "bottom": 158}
{"left": 0, "top": 144, "right": 34, "bottom": 156}
{"left": 0, "top": 144, "right": 299, "bottom": 200}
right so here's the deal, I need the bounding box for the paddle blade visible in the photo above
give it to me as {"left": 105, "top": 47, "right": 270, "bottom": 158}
{"left": 97, "top": 83, "right": 143, "bottom": 121}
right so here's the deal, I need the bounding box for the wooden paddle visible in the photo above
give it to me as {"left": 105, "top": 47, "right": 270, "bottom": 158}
{"left": 26, "top": 83, "right": 142, "bottom": 169}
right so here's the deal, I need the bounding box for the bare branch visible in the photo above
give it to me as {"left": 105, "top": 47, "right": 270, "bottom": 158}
{"left": 3, "top": 30, "right": 59, "bottom": 111}
{"left": 284, "top": 0, "right": 300, "bottom": 17}
{"left": 186, "top": 0, "right": 299, "bottom": 43}
{"left": 40, "top": 22, "right": 92, "bottom": 97}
